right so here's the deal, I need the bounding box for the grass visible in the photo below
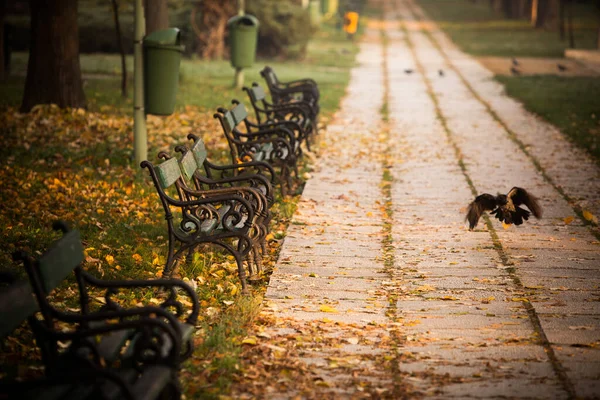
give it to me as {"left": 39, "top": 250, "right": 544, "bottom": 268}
{"left": 416, "top": 0, "right": 600, "bottom": 165}
{"left": 496, "top": 75, "right": 600, "bottom": 162}
{"left": 417, "top": 0, "right": 599, "bottom": 57}
{"left": 0, "top": 19, "right": 358, "bottom": 397}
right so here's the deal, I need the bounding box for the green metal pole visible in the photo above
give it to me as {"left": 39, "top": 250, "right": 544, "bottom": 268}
{"left": 134, "top": 0, "right": 147, "bottom": 165}
{"left": 234, "top": 0, "right": 245, "bottom": 89}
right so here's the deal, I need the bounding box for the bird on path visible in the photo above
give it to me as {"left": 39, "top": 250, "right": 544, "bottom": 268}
{"left": 510, "top": 66, "right": 520, "bottom": 75}
{"left": 404, "top": 69, "right": 414, "bottom": 74}
{"left": 438, "top": 69, "right": 444, "bottom": 77}
{"left": 557, "top": 63, "right": 567, "bottom": 72}
{"left": 512, "top": 58, "right": 519, "bottom": 66}
{"left": 466, "top": 187, "right": 543, "bottom": 230}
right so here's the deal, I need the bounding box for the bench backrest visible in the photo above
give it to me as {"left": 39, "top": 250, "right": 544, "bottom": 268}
{"left": 246, "top": 84, "right": 267, "bottom": 103}
{"left": 219, "top": 108, "right": 237, "bottom": 135}
{"left": 261, "top": 66, "right": 279, "bottom": 88}
{"left": 179, "top": 147, "right": 199, "bottom": 182}
{"left": 231, "top": 102, "right": 249, "bottom": 125}
{"left": 154, "top": 157, "right": 182, "bottom": 190}
{"left": 38, "top": 229, "right": 85, "bottom": 295}
{"left": 0, "top": 279, "right": 38, "bottom": 339}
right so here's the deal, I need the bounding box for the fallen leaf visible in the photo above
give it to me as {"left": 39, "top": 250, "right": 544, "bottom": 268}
{"left": 319, "top": 305, "right": 339, "bottom": 313}
{"left": 583, "top": 210, "right": 598, "bottom": 224}
{"left": 242, "top": 337, "right": 258, "bottom": 345}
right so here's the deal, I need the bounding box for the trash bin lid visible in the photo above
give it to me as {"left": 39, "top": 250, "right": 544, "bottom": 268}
{"left": 227, "top": 14, "right": 260, "bottom": 28}
{"left": 144, "top": 28, "right": 181, "bottom": 46}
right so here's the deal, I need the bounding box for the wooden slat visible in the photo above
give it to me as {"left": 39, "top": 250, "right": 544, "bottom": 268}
{"left": 179, "top": 150, "right": 197, "bottom": 181}
{"left": 38, "top": 229, "right": 84, "bottom": 294}
{"left": 231, "top": 103, "right": 248, "bottom": 125}
{"left": 153, "top": 157, "right": 181, "bottom": 189}
{"left": 0, "top": 280, "right": 38, "bottom": 338}
{"left": 250, "top": 85, "right": 266, "bottom": 101}
{"left": 221, "top": 111, "right": 236, "bottom": 134}
{"left": 190, "top": 138, "right": 208, "bottom": 167}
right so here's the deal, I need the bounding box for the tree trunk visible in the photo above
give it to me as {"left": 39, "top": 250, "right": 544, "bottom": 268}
{"left": 566, "top": 0, "right": 575, "bottom": 48}
{"left": 144, "top": 0, "right": 168, "bottom": 35}
{"left": 532, "top": 0, "right": 559, "bottom": 29}
{"left": 0, "top": 0, "right": 5, "bottom": 81}
{"left": 191, "top": 0, "right": 236, "bottom": 60}
{"left": 20, "top": 0, "right": 86, "bottom": 112}
{"left": 111, "top": 0, "right": 127, "bottom": 98}
{"left": 559, "top": 0, "right": 565, "bottom": 39}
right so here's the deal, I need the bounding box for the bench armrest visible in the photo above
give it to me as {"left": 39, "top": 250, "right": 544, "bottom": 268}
{"left": 81, "top": 275, "right": 199, "bottom": 325}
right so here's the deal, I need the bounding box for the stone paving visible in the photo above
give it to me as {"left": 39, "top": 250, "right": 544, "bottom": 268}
{"left": 251, "top": 0, "right": 600, "bottom": 398}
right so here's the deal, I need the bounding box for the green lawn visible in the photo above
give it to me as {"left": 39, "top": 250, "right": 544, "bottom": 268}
{"left": 497, "top": 75, "right": 600, "bottom": 162}
{"left": 417, "top": 0, "right": 599, "bottom": 57}
{"left": 416, "top": 0, "right": 600, "bottom": 165}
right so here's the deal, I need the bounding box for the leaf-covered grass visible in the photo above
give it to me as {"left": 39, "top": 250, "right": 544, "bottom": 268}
{"left": 0, "top": 20, "right": 358, "bottom": 396}
{"left": 416, "top": 0, "right": 599, "bottom": 57}
{"left": 496, "top": 75, "right": 600, "bottom": 163}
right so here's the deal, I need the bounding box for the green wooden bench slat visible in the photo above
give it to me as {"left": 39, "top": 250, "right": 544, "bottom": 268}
{"left": 179, "top": 150, "right": 197, "bottom": 182}
{"left": 231, "top": 102, "right": 248, "bottom": 125}
{"left": 153, "top": 157, "right": 181, "bottom": 189}
{"left": 249, "top": 85, "right": 267, "bottom": 102}
{"left": 38, "top": 229, "right": 84, "bottom": 294}
{"left": 190, "top": 138, "right": 208, "bottom": 167}
{"left": 0, "top": 280, "right": 38, "bottom": 339}
{"left": 221, "top": 111, "right": 236, "bottom": 134}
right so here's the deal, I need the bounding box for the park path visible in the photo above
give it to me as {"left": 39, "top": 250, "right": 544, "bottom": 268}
{"left": 232, "top": 0, "right": 600, "bottom": 398}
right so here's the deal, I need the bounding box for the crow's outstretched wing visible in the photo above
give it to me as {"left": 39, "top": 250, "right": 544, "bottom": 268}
{"left": 466, "top": 194, "right": 498, "bottom": 230}
{"left": 507, "top": 187, "right": 543, "bottom": 219}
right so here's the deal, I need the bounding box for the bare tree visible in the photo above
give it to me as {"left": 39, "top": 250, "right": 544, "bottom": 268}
{"left": 21, "top": 0, "right": 86, "bottom": 112}
{"left": 144, "top": 0, "right": 169, "bottom": 35}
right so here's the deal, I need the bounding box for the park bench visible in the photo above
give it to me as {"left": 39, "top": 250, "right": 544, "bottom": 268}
{"left": 141, "top": 152, "right": 264, "bottom": 292}
{"left": 2, "top": 221, "right": 198, "bottom": 399}
{"left": 179, "top": 133, "right": 276, "bottom": 209}
{"left": 242, "top": 83, "right": 316, "bottom": 151}
{"left": 260, "top": 65, "right": 320, "bottom": 119}
{"left": 161, "top": 144, "right": 270, "bottom": 276}
{"left": 215, "top": 101, "right": 299, "bottom": 196}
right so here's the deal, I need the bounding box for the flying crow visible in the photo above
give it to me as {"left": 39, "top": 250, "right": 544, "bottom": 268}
{"left": 466, "top": 187, "right": 543, "bottom": 230}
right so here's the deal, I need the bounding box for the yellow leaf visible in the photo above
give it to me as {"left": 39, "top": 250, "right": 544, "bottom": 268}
{"left": 583, "top": 210, "right": 598, "bottom": 224}
{"left": 511, "top": 297, "right": 528, "bottom": 302}
{"left": 132, "top": 253, "right": 143, "bottom": 263}
{"left": 105, "top": 255, "right": 114, "bottom": 265}
{"left": 563, "top": 216, "right": 575, "bottom": 225}
{"left": 440, "top": 296, "right": 458, "bottom": 301}
{"left": 229, "top": 283, "right": 238, "bottom": 296}
{"left": 414, "top": 284, "right": 435, "bottom": 292}
{"left": 502, "top": 222, "right": 511, "bottom": 230}
{"left": 242, "top": 337, "right": 258, "bottom": 345}
{"left": 319, "top": 305, "right": 338, "bottom": 313}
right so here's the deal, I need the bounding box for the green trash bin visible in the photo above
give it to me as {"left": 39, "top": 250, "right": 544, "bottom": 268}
{"left": 143, "top": 28, "right": 184, "bottom": 116}
{"left": 227, "top": 15, "right": 259, "bottom": 69}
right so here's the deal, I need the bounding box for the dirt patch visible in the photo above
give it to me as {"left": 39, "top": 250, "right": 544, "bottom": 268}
{"left": 477, "top": 56, "right": 600, "bottom": 77}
